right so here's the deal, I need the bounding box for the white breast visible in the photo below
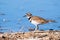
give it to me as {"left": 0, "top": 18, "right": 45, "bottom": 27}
{"left": 31, "top": 20, "right": 40, "bottom": 25}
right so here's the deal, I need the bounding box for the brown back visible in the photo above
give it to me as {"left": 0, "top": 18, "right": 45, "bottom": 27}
{"left": 30, "top": 16, "right": 48, "bottom": 24}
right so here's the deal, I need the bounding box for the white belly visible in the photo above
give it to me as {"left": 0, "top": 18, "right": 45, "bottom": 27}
{"left": 31, "top": 20, "right": 40, "bottom": 25}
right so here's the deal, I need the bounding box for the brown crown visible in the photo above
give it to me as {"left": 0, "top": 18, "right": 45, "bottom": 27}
{"left": 26, "top": 12, "right": 32, "bottom": 16}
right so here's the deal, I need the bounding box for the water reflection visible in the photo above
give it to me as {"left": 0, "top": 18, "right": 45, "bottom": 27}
{"left": 0, "top": 12, "right": 6, "bottom": 16}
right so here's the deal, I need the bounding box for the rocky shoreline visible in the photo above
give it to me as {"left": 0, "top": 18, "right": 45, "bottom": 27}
{"left": 0, "top": 30, "right": 60, "bottom": 40}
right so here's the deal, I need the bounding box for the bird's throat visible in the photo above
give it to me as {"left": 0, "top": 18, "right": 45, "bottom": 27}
{"left": 28, "top": 17, "right": 31, "bottom": 20}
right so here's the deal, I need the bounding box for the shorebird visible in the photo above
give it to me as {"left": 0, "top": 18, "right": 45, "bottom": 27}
{"left": 23, "top": 12, "right": 55, "bottom": 30}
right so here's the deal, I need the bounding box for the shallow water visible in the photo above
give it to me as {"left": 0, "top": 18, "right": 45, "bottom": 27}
{"left": 0, "top": 0, "right": 60, "bottom": 32}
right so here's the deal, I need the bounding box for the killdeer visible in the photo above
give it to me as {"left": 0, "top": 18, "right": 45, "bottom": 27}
{"left": 23, "top": 12, "right": 55, "bottom": 30}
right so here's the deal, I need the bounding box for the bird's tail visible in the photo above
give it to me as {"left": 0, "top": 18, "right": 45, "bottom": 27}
{"left": 47, "top": 20, "right": 56, "bottom": 23}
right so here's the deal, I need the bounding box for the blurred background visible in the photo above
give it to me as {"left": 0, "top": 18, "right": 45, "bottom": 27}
{"left": 0, "top": 0, "right": 60, "bottom": 33}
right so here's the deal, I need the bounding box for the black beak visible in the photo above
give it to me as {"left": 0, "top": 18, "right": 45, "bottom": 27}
{"left": 23, "top": 15, "right": 26, "bottom": 17}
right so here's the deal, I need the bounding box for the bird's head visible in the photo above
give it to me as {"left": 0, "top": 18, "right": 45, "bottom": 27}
{"left": 23, "top": 12, "right": 32, "bottom": 18}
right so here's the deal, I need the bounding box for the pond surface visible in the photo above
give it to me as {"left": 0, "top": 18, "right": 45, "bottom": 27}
{"left": 0, "top": 0, "right": 60, "bottom": 32}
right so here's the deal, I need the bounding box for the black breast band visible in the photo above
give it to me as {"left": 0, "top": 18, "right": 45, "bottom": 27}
{"left": 28, "top": 17, "right": 31, "bottom": 22}
{"left": 28, "top": 17, "right": 31, "bottom": 20}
